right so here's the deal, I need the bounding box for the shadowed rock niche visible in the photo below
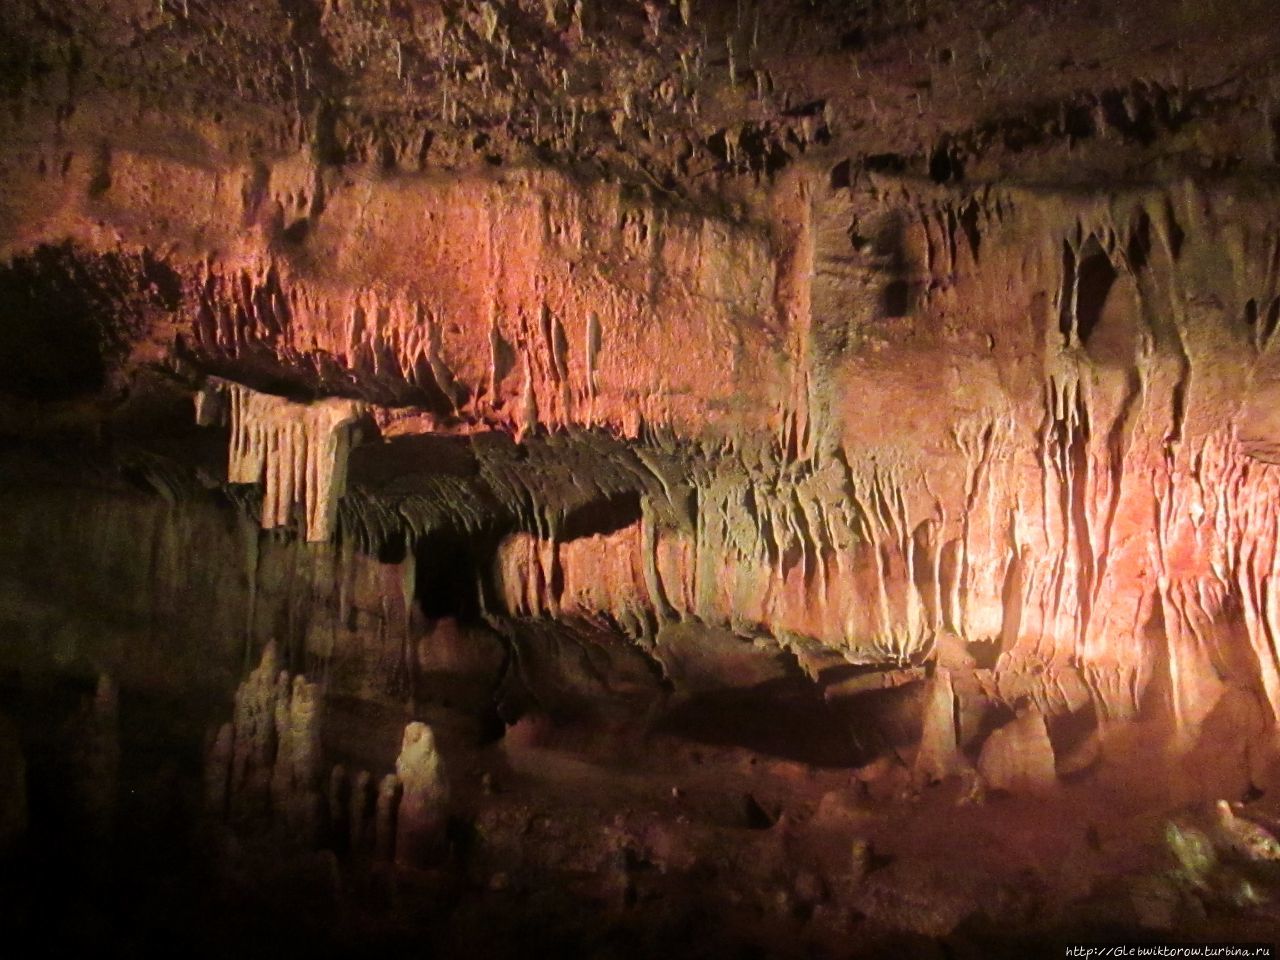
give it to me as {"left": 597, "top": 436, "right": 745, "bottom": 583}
{"left": 5, "top": 0, "right": 1280, "bottom": 955}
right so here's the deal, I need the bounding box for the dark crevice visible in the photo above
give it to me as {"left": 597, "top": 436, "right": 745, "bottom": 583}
{"left": 957, "top": 200, "right": 981, "bottom": 262}
{"left": 1164, "top": 199, "right": 1186, "bottom": 260}
{"left": 1127, "top": 211, "right": 1151, "bottom": 272}
{"left": 881, "top": 280, "right": 910, "bottom": 317}
{"left": 1058, "top": 241, "right": 1077, "bottom": 342}
{"left": 829, "top": 158, "right": 851, "bottom": 190}
{"left": 1265, "top": 299, "right": 1280, "bottom": 346}
{"left": 1075, "top": 237, "right": 1117, "bottom": 347}
{"left": 415, "top": 529, "right": 491, "bottom": 621}
{"left": 863, "top": 152, "right": 908, "bottom": 174}
{"left": 928, "top": 144, "right": 964, "bottom": 184}
{"left": 560, "top": 490, "right": 643, "bottom": 541}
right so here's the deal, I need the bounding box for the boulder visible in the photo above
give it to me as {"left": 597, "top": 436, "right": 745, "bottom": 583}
{"left": 978, "top": 708, "right": 1057, "bottom": 794}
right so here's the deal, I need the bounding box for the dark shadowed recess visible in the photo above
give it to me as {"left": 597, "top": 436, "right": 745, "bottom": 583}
{"left": 348, "top": 433, "right": 482, "bottom": 488}
{"left": 415, "top": 528, "right": 492, "bottom": 620}
{"left": 560, "top": 489, "right": 642, "bottom": 540}
{"left": 0, "top": 243, "right": 181, "bottom": 402}
{"left": 655, "top": 676, "right": 857, "bottom": 768}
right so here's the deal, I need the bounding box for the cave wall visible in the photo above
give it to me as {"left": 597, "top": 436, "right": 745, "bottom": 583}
{"left": 6, "top": 158, "right": 1280, "bottom": 751}
{"left": 1, "top": 0, "right": 1279, "bottom": 767}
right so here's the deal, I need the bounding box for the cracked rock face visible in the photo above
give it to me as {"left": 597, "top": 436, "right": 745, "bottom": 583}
{"left": 4, "top": 0, "right": 1280, "bottom": 955}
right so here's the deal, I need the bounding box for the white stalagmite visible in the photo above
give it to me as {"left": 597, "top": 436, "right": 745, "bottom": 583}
{"left": 394, "top": 721, "right": 450, "bottom": 866}
{"left": 213, "top": 643, "right": 329, "bottom": 839}
{"left": 203, "top": 380, "right": 364, "bottom": 541}
{"left": 270, "top": 673, "right": 324, "bottom": 842}
{"left": 228, "top": 642, "right": 284, "bottom": 823}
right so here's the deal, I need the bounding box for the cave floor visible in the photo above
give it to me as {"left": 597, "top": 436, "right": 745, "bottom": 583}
{"left": 4, "top": 672, "right": 1280, "bottom": 958}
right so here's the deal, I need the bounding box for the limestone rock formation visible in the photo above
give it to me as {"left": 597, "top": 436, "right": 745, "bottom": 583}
{"left": 856, "top": 860, "right": 980, "bottom": 938}
{"left": 913, "top": 668, "right": 961, "bottom": 786}
{"left": 393, "top": 721, "right": 450, "bottom": 867}
{"left": 5, "top": 0, "right": 1280, "bottom": 952}
{"left": 202, "top": 379, "right": 364, "bottom": 542}
{"left": 270, "top": 673, "right": 325, "bottom": 843}
{"left": 375, "top": 773, "right": 401, "bottom": 863}
{"left": 212, "top": 642, "right": 325, "bottom": 838}
{"left": 1166, "top": 820, "right": 1219, "bottom": 893}
{"left": 349, "top": 769, "right": 374, "bottom": 858}
{"left": 1214, "top": 800, "right": 1280, "bottom": 863}
{"left": 977, "top": 708, "right": 1057, "bottom": 794}
{"left": 228, "top": 643, "right": 285, "bottom": 824}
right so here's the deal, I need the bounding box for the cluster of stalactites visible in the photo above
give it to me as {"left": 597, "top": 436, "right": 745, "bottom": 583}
{"left": 196, "top": 378, "right": 364, "bottom": 541}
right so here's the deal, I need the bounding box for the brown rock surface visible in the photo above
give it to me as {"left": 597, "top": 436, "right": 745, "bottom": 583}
{"left": 4, "top": 0, "right": 1280, "bottom": 954}
{"left": 977, "top": 707, "right": 1057, "bottom": 794}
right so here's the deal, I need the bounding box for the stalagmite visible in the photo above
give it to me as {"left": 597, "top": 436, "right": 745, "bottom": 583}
{"left": 328, "top": 764, "right": 347, "bottom": 848}
{"left": 214, "top": 641, "right": 327, "bottom": 836}
{"left": 270, "top": 674, "right": 324, "bottom": 842}
{"left": 375, "top": 773, "right": 400, "bottom": 862}
{"left": 913, "top": 669, "right": 962, "bottom": 786}
{"left": 229, "top": 643, "right": 284, "bottom": 824}
{"left": 205, "top": 722, "right": 234, "bottom": 818}
{"left": 350, "top": 770, "right": 373, "bottom": 856}
{"left": 393, "top": 722, "right": 449, "bottom": 866}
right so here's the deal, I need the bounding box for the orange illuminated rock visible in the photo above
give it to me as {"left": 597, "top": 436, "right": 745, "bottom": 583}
{"left": 4, "top": 0, "right": 1280, "bottom": 785}
{"left": 977, "top": 709, "right": 1057, "bottom": 794}
{"left": 913, "top": 669, "right": 962, "bottom": 786}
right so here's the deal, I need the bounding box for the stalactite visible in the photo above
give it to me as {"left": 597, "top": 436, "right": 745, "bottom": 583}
{"left": 201, "top": 379, "right": 364, "bottom": 542}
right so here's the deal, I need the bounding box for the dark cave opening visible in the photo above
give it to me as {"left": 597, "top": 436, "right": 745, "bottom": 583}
{"left": 415, "top": 529, "right": 490, "bottom": 621}
{"left": 0, "top": 247, "right": 108, "bottom": 401}
{"left": 0, "top": 244, "right": 183, "bottom": 403}
{"left": 560, "top": 490, "right": 643, "bottom": 540}
{"left": 1074, "top": 237, "right": 1118, "bottom": 347}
